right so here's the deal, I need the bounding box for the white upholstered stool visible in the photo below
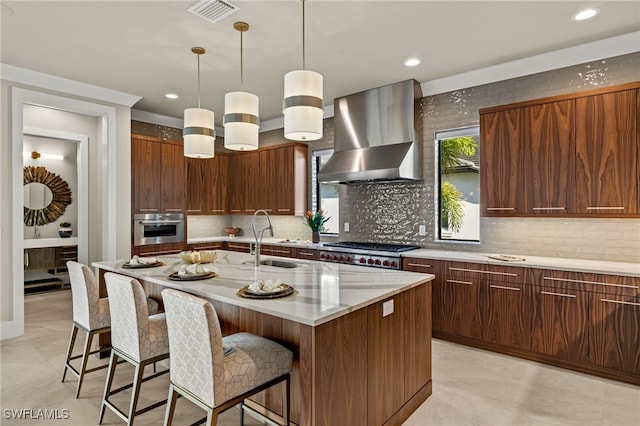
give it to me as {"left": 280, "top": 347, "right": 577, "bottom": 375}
{"left": 62, "top": 261, "right": 112, "bottom": 397}
{"left": 161, "top": 288, "right": 293, "bottom": 426}
{"left": 99, "top": 272, "right": 169, "bottom": 426}
{"left": 62, "top": 262, "right": 160, "bottom": 398}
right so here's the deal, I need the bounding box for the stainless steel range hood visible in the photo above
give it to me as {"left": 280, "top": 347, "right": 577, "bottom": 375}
{"left": 318, "top": 79, "right": 422, "bottom": 184}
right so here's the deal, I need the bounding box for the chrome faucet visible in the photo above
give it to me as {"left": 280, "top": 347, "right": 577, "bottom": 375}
{"left": 252, "top": 209, "right": 274, "bottom": 266}
{"left": 34, "top": 226, "right": 40, "bottom": 239}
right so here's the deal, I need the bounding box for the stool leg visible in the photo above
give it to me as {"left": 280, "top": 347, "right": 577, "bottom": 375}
{"left": 75, "top": 329, "right": 96, "bottom": 397}
{"left": 282, "top": 374, "right": 290, "bottom": 426}
{"left": 62, "top": 324, "right": 79, "bottom": 383}
{"left": 207, "top": 408, "right": 218, "bottom": 426}
{"left": 163, "top": 383, "right": 179, "bottom": 426}
{"left": 127, "top": 362, "right": 146, "bottom": 426}
{"left": 99, "top": 351, "right": 119, "bottom": 424}
{"left": 239, "top": 402, "right": 244, "bottom": 426}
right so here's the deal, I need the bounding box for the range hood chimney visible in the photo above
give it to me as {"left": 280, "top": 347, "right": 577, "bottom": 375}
{"left": 318, "top": 79, "right": 422, "bottom": 184}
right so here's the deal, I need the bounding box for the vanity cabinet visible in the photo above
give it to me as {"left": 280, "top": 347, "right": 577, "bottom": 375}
{"left": 480, "top": 82, "right": 640, "bottom": 218}
{"left": 24, "top": 245, "right": 78, "bottom": 290}
{"left": 24, "top": 248, "right": 56, "bottom": 271}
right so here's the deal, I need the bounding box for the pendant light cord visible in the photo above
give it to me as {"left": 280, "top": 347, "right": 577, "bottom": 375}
{"left": 196, "top": 53, "right": 202, "bottom": 108}
{"left": 240, "top": 29, "right": 244, "bottom": 92}
{"left": 302, "top": 0, "right": 306, "bottom": 70}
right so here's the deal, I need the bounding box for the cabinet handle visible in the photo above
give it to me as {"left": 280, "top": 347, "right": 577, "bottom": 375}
{"left": 277, "top": 209, "right": 290, "bottom": 212}
{"left": 281, "top": 250, "right": 290, "bottom": 255}
{"left": 186, "top": 209, "right": 202, "bottom": 213}
{"left": 586, "top": 206, "right": 624, "bottom": 210}
{"left": 532, "top": 207, "right": 565, "bottom": 211}
{"left": 25, "top": 252, "right": 29, "bottom": 267}
{"left": 600, "top": 298, "right": 640, "bottom": 307}
{"left": 138, "top": 208, "right": 158, "bottom": 212}
{"left": 230, "top": 209, "right": 242, "bottom": 213}
{"left": 211, "top": 210, "right": 225, "bottom": 213}
{"left": 446, "top": 279, "right": 473, "bottom": 286}
{"left": 165, "top": 209, "right": 182, "bottom": 212}
{"left": 408, "top": 263, "right": 432, "bottom": 269}
{"left": 227, "top": 244, "right": 247, "bottom": 249}
{"left": 449, "top": 267, "right": 518, "bottom": 277}
{"left": 298, "top": 252, "right": 315, "bottom": 257}
{"left": 490, "top": 284, "right": 521, "bottom": 291}
{"left": 540, "top": 290, "right": 576, "bottom": 298}
{"left": 543, "top": 276, "right": 638, "bottom": 289}
{"left": 486, "top": 207, "right": 515, "bottom": 211}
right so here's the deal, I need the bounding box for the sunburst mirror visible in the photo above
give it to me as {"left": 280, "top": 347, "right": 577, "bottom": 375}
{"left": 23, "top": 166, "right": 72, "bottom": 226}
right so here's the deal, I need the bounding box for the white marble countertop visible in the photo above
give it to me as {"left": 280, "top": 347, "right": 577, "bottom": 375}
{"left": 188, "top": 236, "right": 321, "bottom": 249}
{"left": 93, "top": 251, "right": 434, "bottom": 327}
{"left": 405, "top": 249, "right": 640, "bottom": 277}
{"left": 24, "top": 237, "right": 78, "bottom": 249}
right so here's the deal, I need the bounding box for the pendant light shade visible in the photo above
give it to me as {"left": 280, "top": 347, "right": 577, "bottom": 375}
{"left": 184, "top": 47, "right": 215, "bottom": 158}
{"left": 224, "top": 21, "right": 259, "bottom": 151}
{"left": 284, "top": 69, "right": 323, "bottom": 141}
{"left": 283, "top": 0, "right": 323, "bottom": 141}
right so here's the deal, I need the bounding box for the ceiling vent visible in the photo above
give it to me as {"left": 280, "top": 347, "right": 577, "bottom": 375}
{"left": 188, "top": 0, "right": 240, "bottom": 24}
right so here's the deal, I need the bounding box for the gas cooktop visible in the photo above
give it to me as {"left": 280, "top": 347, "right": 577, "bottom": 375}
{"left": 318, "top": 242, "right": 421, "bottom": 269}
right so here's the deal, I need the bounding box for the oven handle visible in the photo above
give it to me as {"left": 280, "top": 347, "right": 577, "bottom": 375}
{"left": 139, "top": 220, "right": 183, "bottom": 225}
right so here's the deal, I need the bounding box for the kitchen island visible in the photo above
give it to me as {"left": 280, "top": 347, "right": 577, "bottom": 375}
{"left": 93, "top": 251, "right": 434, "bottom": 426}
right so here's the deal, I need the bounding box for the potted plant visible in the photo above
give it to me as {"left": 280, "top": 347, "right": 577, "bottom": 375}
{"left": 58, "top": 222, "right": 72, "bottom": 238}
{"left": 303, "top": 210, "right": 330, "bottom": 243}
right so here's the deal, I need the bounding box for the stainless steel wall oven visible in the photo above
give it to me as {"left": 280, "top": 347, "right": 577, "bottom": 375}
{"left": 133, "top": 213, "right": 185, "bottom": 246}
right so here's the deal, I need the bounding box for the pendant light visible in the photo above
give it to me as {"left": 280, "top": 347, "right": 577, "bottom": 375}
{"left": 184, "top": 47, "right": 216, "bottom": 158}
{"left": 283, "top": 0, "right": 323, "bottom": 141}
{"left": 224, "top": 22, "right": 260, "bottom": 151}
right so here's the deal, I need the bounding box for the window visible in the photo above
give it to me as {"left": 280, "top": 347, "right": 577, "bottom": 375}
{"left": 436, "top": 126, "right": 480, "bottom": 242}
{"left": 312, "top": 149, "right": 339, "bottom": 234}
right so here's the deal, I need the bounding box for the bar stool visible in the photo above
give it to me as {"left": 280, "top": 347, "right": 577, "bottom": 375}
{"left": 62, "top": 262, "right": 160, "bottom": 398}
{"left": 161, "top": 288, "right": 293, "bottom": 426}
{"left": 62, "top": 261, "right": 112, "bottom": 397}
{"left": 99, "top": 273, "right": 170, "bottom": 426}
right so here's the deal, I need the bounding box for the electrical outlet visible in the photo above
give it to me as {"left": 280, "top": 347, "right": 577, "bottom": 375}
{"left": 344, "top": 222, "right": 349, "bottom": 232}
{"left": 419, "top": 224, "right": 426, "bottom": 236}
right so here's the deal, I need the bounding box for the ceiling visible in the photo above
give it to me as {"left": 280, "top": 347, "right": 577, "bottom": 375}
{"left": 2, "top": 1, "right": 639, "bottom": 126}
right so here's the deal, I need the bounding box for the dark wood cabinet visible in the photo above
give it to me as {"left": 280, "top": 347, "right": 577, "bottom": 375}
{"left": 575, "top": 88, "right": 638, "bottom": 215}
{"left": 292, "top": 247, "right": 319, "bottom": 261}
{"left": 589, "top": 290, "right": 640, "bottom": 375}
{"left": 132, "top": 135, "right": 185, "bottom": 214}
{"left": 186, "top": 154, "right": 229, "bottom": 215}
{"left": 224, "top": 241, "right": 252, "bottom": 253}
{"left": 132, "top": 242, "right": 184, "bottom": 257}
{"left": 275, "top": 145, "right": 308, "bottom": 216}
{"left": 24, "top": 245, "right": 77, "bottom": 290}
{"left": 480, "top": 108, "right": 524, "bottom": 215}
{"left": 409, "top": 256, "right": 640, "bottom": 385}
{"left": 480, "top": 82, "right": 640, "bottom": 218}
{"left": 187, "top": 241, "right": 224, "bottom": 251}
{"left": 523, "top": 100, "right": 575, "bottom": 214}
{"left": 24, "top": 247, "right": 56, "bottom": 271}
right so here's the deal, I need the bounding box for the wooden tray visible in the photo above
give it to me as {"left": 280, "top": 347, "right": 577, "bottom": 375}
{"left": 167, "top": 271, "right": 217, "bottom": 281}
{"left": 121, "top": 261, "right": 164, "bottom": 269}
{"left": 238, "top": 284, "right": 294, "bottom": 299}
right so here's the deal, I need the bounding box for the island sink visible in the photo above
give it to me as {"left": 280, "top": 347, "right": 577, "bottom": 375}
{"left": 243, "top": 259, "right": 301, "bottom": 268}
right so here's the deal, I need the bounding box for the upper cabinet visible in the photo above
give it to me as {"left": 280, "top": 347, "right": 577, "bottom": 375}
{"left": 186, "top": 154, "right": 229, "bottom": 215}
{"left": 574, "top": 89, "right": 638, "bottom": 215}
{"left": 132, "top": 135, "right": 185, "bottom": 214}
{"left": 480, "top": 82, "right": 639, "bottom": 218}
{"left": 228, "top": 143, "right": 308, "bottom": 215}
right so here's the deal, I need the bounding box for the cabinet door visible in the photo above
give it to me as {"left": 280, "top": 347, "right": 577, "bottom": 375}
{"left": 529, "top": 283, "right": 589, "bottom": 363}
{"left": 24, "top": 248, "right": 55, "bottom": 270}
{"left": 210, "top": 155, "right": 229, "bottom": 214}
{"left": 228, "top": 154, "right": 245, "bottom": 214}
{"left": 440, "top": 261, "right": 484, "bottom": 339}
{"left": 575, "top": 89, "right": 638, "bottom": 215}
{"left": 589, "top": 291, "right": 640, "bottom": 374}
{"left": 294, "top": 248, "right": 318, "bottom": 261}
{"left": 185, "top": 157, "right": 208, "bottom": 214}
{"left": 275, "top": 146, "right": 294, "bottom": 215}
{"left": 132, "top": 136, "right": 161, "bottom": 213}
{"left": 480, "top": 108, "right": 524, "bottom": 216}
{"left": 160, "top": 142, "right": 186, "bottom": 213}
{"left": 258, "top": 149, "right": 277, "bottom": 213}
{"left": 524, "top": 100, "right": 575, "bottom": 214}
{"left": 481, "top": 278, "right": 533, "bottom": 350}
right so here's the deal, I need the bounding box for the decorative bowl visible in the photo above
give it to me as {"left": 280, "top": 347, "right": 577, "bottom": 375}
{"left": 224, "top": 227, "right": 241, "bottom": 237}
{"left": 180, "top": 250, "right": 216, "bottom": 264}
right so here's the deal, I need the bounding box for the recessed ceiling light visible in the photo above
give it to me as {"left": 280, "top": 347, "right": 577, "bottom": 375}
{"left": 572, "top": 8, "right": 600, "bottom": 21}
{"left": 165, "top": 93, "right": 179, "bottom": 100}
{"left": 404, "top": 58, "right": 421, "bottom": 67}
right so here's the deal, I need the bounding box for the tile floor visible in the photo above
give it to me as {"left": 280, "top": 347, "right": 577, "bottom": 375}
{"left": 1, "top": 290, "right": 638, "bottom": 426}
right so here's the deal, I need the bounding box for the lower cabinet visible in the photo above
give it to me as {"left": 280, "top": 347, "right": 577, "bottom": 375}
{"left": 403, "top": 257, "right": 640, "bottom": 385}
{"left": 24, "top": 245, "right": 78, "bottom": 290}
{"left": 186, "top": 241, "right": 224, "bottom": 251}
{"left": 132, "top": 243, "right": 185, "bottom": 257}
{"left": 589, "top": 290, "right": 640, "bottom": 375}
{"left": 224, "top": 241, "right": 252, "bottom": 253}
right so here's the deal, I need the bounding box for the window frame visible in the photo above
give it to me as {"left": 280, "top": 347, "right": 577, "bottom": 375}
{"left": 312, "top": 148, "right": 339, "bottom": 236}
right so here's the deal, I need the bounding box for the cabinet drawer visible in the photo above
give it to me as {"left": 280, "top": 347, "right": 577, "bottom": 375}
{"left": 294, "top": 248, "right": 318, "bottom": 261}
{"left": 225, "top": 242, "right": 251, "bottom": 253}
{"left": 534, "top": 269, "right": 640, "bottom": 297}
{"left": 188, "top": 242, "right": 224, "bottom": 251}
{"left": 402, "top": 258, "right": 440, "bottom": 273}
{"left": 447, "top": 261, "right": 524, "bottom": 284}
